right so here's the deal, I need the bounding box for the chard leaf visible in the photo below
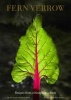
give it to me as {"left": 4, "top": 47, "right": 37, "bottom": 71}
{"left": 11, "top": 15, "right": 59, "bottom": 86}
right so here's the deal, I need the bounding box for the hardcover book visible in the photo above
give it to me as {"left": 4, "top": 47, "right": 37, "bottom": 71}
{"left": 0, "top": 0, "right": 71, "bottom": 100}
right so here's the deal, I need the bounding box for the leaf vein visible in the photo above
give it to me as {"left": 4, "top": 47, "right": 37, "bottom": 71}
{"left": 21, "top": 55, "right": 34, "bottom": 71}
{"left": 39, "top": 55, "right": 55, "bottom": 75}
{"left": 38, "top": 38, "right": 48, "bottom": 53}
{"left": 38, "top": 49, "right": 51, "bottom": 64}
{"left": 23, "top": 49, "right": 35, "bottom": 60}
{"left": 26, "top": 43, "right": 35, "bottom": 54}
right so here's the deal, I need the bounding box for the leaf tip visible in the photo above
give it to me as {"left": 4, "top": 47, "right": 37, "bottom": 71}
{"left": 33, "top": 14, "right": 42, "bottom": 29}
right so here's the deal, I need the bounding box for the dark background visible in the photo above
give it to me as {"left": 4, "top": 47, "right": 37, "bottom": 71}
{"left": 0, "top": 0, "right": 71, "bottom": 100}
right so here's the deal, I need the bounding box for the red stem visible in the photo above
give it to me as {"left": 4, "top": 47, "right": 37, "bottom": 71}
{"left": 33, "top": 89, "right": 40, "bottom": 100}
{"left": 33, "top": 33, "right": 40, "bottom": 100}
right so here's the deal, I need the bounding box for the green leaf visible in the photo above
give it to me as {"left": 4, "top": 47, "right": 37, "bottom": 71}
{"left": 11, "top": 15, "right": 59, "bottom": 85}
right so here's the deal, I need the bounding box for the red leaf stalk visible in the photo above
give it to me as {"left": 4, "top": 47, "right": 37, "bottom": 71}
{"left": 33, "top": 33, "right": 40, "bottom": 100}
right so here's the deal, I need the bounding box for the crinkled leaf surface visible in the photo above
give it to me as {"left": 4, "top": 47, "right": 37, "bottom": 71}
{"left": 11, "top": 15, "right": 59, "bottom": 85}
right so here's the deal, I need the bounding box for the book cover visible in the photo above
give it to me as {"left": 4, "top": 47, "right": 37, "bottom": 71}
{"left": 0, "top": 0, "right": 71, "bottom": 100}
